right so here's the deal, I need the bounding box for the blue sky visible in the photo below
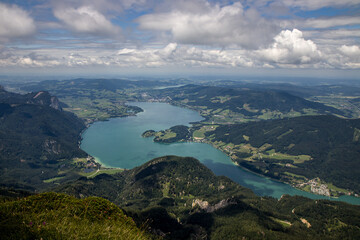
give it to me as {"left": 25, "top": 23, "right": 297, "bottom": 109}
{"left": 0, "top": 0, "right": 359, "bottom": 79}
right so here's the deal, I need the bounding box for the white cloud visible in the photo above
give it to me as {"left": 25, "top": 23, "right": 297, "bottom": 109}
{"left": 256, "top": 29, "right": 322, "bottom": 66}
{"left": 338, "top": 45, "right": 360, "bottom": 68}
{"left": 54, "top": 5, "right": 121, "bottom": 36}
{"left": 0, "top": 33, "right": 358, "bottom": 70}
{"left": 0, "top": 3, "right": 36, "bottom": 41}
{"left": 0, "top": 48, "right": 61, "bottom": 68}
{"left": 317, "top": 45, "right": 360, "bottom": 69}
{"left": 137, "top": 1, "right": 278, "bottom": 49}
{"left": 339, "top": 45, "right": 360, "bottom": 58}
{"left": 112, "top": 43, "right": 254, "bottom": 68}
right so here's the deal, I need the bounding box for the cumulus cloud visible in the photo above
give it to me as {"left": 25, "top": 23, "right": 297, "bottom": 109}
{"left": 339, "top": 45, "right": 360, "bottom": 57}
{"left": 54, "top": 5, "right": 121, "bottom": 36}
{"left": 337, "top": 45, "right": 360, "bottom": 68}
{"left": 137, "top": 1, "right": 278, "bottom": 49}
{"left": 0, "top": 3, "right": 36, "bottom": 41}
{"left": 256, "top": 29, "right": 322, "bottom": 66}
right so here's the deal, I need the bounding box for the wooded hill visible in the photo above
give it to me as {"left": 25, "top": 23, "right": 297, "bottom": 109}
{"left": 208, "top": 115, "right": 360, "bottom": 194}
{"left": 51, "top": 156, "right": 360, "bottom": 239}
{"left": 0, "top": 87, "right": 88, "bottom": 190}
{"left": 147, "top": 85, "right": 348, "bottom": 121}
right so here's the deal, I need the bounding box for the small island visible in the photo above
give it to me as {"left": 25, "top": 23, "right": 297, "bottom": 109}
{"left": 142, "top": 125, "right": 191, "bottom": 143}
{"left": 141, "top": 130, "right": 156, "bottom": 138}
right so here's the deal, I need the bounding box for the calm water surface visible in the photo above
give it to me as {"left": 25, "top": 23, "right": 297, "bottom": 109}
{"left": 81, "top": 102, "right": 360, "bottom": 205}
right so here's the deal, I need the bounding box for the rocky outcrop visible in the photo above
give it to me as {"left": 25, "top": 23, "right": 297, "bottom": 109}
{"left": 43, "top": 139, "right": 61, "bottom": 155}
{"left": 192, "top": 198, "right": 237, "bottom": 213}
{"left": 31, "top": 91, "right": 62, "bottom": 111}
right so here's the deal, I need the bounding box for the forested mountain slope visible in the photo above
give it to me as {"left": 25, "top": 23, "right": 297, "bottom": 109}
{"left": 55, "top": 156, "right": 360, "bottom": 240}
{"left": 208, "top": 115, "right": 360, "bottom": 194}
{"left": 0, "top": 87, "right": 89, "bottom": 190}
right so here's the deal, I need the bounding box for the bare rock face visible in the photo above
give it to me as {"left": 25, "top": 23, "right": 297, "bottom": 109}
{"left": 50, "top": 96, "right": 62, "bottom": 110}
{"left": 43, "top": 139, "right": 61, "bottom": 155}
{"left": 192, "top": 198, "right": 237, "bottom": 213}
{"left": 192, "top": 199, "right": 209, "bottom": 209}
{"left": 31, "top": 91, "right": 62, "bottom": 111}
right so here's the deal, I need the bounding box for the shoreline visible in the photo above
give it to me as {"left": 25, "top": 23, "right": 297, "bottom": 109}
{"left": 78, "top": 103, "right": 144, "bottom": 170}
{"left": 192, "top": 137, "right": 359, "bottom": 200}
{"left": 77, "top": 100, "right": 359, "bottom": 202}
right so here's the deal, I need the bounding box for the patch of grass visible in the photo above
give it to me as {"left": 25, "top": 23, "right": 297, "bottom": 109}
{"left": 43, "top": 176, "right": 65, "bottom": 183}
{"left": 277, "top": 129, "right": 293, "bottom": 139}
{"left": 302, "top": 185, "right": 311, "bottom": 192}
{"left": 242, "top": 104, "right": 258, "bottom": 113}
{"left": 302, "top": 108, "right": 319, "bottom": 115}
{"left": 270, "top": 217, "right": 292, "bottom": 228}
{"left": 0, "top": 192, "right": 153, "bottom": 240}
{"left": 327, "top": 183, "right": 350, "bottom": 195}
{"left": 242, "top": 135, "right": 250, "bottom": 141}
{"left": 264, "top": 150, "right": 312, "bottom": 164}
{"left": 162, "top": 182, "right": 170, "bottom": 197}
{"left": 193, "top": 130, "right": 205, "bottom": 139}
{"left": 158, "top": 131, "right": 176, "bottom": 140}
{"left": 81, "top": 168, "right": 124, "bottom": 178}
{"left": 284, "top": 172, "right": 307, "bottom": 180}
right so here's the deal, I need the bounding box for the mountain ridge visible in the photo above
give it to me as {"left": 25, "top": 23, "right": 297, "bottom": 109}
{"left": 0, "top": 87, "right": 90, "bottom": 190}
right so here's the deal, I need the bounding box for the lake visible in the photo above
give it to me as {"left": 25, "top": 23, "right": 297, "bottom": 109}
{"left": 81, "top": 102, "right": 360, "bottom": 205}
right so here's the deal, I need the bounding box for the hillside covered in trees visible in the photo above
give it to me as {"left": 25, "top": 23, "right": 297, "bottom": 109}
{"left": 0, "top": 87, "right": 91, "bottom": 190}
{"left": 207, "top": 115, "right": 360, "bottom": 195}
{"left": 146, "top": 84, "right": 348, "bottom": 123}
{"left": 49, "top": 156, "right": 360, "bottom": 239}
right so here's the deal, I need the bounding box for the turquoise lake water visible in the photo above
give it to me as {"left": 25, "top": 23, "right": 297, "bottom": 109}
{"left": 80, "top": 102, "right": 360, "bottom": 205}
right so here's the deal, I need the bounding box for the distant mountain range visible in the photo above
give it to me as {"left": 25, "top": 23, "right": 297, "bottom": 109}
{"left": 20, "top": 78, "right": 173, "bottom": 94}
{"left": 147, "top": 84, "right": 348, "bottom": 120}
